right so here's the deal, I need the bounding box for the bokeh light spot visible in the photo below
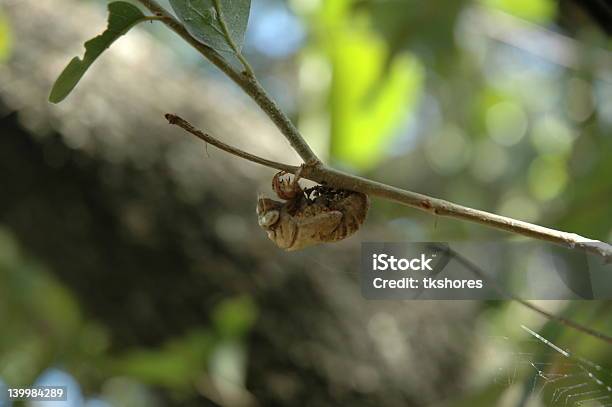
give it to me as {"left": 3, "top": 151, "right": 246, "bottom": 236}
{"left": 497, "top": 194, "right": 540, "bottom": 222}
{"left": 528, "top": 155, "right": 568, "bottom": 201}
{"left": 530, "top": 115, "right": 575, "bottom": 155}
{"left": 486, "top": 101, "right": 528, "bottom": 146}
{"left": 470, "top": 139, "right": 509, "bottom": 182}
{"left": 425, "top": 125, "right": 471, "bottom": 175}
{"left": 565, "top": 77, "right": 594, "bottom": 122}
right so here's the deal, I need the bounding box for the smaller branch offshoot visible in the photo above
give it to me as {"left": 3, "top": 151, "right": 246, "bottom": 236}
{"left": 165, "top": 114, "right": 296, "bottom": 173}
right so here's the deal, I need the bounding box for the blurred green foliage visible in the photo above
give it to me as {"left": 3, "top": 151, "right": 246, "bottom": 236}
{"left": 324, "top": 23, "right": 423, "bottom": 168}
{"left": 480, "top": 0, "right": 556, "bottom": 23}
{"left": 296, "top": 0, "right": 426, "bottom": 169}
{"left": 0, "top": 228, "right": 100, "bottom": 386}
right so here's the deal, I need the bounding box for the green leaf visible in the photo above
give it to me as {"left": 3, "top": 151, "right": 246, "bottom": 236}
{"left": 169, "top": 0, "right": 251, "bottom": 53}
{"left": 48, "top": 2, "right": 147, "bottom": 104}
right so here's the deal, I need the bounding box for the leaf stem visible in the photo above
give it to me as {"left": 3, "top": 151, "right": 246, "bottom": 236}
{"left": 210, "top": 0, "right": 255, "bottom": 77}
{"left": 143, "top": 16, "right": 167, "bottom": 22}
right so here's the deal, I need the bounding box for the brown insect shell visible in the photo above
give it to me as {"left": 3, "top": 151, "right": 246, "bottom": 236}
{"left": 257, "top": 187, "right": 369, "bottom": 251}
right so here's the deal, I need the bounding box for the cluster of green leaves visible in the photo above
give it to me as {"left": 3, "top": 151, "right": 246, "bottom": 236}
{"left": 49, "top": 0, "right": 251, "bottom": 103}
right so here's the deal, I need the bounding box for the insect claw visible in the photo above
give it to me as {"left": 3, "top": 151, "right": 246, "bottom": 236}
{"left": 272, "top": 170, "right": 303, "bottom": 200}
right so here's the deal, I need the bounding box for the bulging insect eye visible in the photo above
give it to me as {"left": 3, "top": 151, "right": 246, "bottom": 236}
{"left": 258, "top": 210, "right": 280, "bottom": 228}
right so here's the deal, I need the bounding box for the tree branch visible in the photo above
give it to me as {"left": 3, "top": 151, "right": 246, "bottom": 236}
{"left": 135, "top": 0, "right": 319, "bottom": 165}
{"left": 165, "top": 113, "right": 612, "bottom": 261}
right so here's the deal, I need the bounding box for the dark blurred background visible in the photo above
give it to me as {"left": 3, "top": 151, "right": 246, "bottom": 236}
{"left": 0, "top": 0, "right": 611, "bottom": 405}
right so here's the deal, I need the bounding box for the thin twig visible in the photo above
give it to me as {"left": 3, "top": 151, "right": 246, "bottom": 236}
{"left": 135, "top": 0, "right": 319, "bottom": 165}
{"left": 165, "top": 114, "right": 296, "bottom": 172}
{"left": 440, "top": 245, "right": 612, "bottom": 345}
{"left": 300, "top": 167, "right": 612, "bottom": 260}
